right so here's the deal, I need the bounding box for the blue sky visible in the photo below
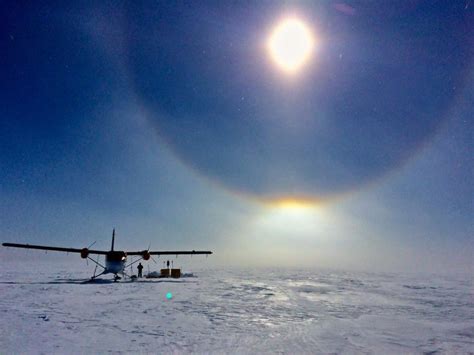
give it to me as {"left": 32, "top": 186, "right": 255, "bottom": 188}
{"left": 1, "top": 1, "right": 472, "bottom": 273}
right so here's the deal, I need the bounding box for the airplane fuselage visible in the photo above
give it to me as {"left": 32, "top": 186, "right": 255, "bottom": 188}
{"left": 104, "top": 251, "right": 127, "bottom": 274}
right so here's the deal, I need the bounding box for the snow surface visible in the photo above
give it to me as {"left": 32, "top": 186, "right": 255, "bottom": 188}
{"left": 1, "top": 260, "right": 473, "bottom": 354}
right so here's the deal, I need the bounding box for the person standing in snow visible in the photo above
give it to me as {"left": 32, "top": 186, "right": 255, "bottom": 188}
{"left": 137, "top": 262, "right": 144, "bottom": 278}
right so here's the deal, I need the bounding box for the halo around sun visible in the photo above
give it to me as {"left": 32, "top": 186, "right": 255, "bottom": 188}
{"left": 268, "top": 17, "right": 315, "bottom": 74}
{"left": 130, "top": 4, "right": 470, "bottom": 202}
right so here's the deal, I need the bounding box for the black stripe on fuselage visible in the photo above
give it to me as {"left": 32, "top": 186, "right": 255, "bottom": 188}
{"left": 106, "top": 251, "right": 127, "bottom": 262}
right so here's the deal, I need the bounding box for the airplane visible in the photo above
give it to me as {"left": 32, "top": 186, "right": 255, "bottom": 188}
{"left": 2, "top": 229, "right": 212, "bottom": 281}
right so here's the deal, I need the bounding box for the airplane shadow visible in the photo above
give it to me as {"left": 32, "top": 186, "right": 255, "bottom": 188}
{"left": 0, "top": 278, "right": 192, "bottom": 285}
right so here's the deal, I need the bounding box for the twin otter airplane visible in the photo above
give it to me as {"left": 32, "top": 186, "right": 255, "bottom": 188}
{"left": 2, "top": 229, "right": 212, "bottom": 281}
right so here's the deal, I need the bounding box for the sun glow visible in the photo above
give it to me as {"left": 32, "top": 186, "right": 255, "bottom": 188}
{"left": 254, "top": 198, "right": 324, "bottom": 238}
{"left": 268, "top": 17, "right": 315, "bottom": 74}
{"left": 272, "top": 198, "right": 316, "bottom": 211}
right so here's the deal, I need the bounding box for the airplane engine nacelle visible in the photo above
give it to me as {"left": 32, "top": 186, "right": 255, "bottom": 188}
{"left": 143, "top": 251, "right": 151, "bottom": 261}
{"left": 80, "top": 248, "right": 89, "bottom": 259}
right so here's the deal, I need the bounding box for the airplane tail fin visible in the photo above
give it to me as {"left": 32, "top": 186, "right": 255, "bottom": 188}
{"left": 111, "top": 229, "right": 115, "bottom": 251}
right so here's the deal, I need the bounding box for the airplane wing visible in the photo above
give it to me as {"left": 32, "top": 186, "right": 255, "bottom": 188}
{"left": 2, "top": 243, "right": 108, "bottom": 255}
{"left": 127, "top": 250, "right": 212, "bottom": 256}
{"left": 2, "top": 243, "right": 212, "bottom": 256}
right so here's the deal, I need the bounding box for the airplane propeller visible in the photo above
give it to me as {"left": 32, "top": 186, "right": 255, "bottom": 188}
{"left": 84, "top": 242, "right": 96, "bottom": 265}
{"left": 147, "top": 243, "right": 158, "bottom": 264}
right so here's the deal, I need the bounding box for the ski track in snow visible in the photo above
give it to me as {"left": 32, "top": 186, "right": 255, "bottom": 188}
{"left": 1, "top": 263, "right": 473, "bottom": 354}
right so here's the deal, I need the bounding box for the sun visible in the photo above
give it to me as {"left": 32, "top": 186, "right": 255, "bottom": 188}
{"left": 268, "top": 17, "right": 315, "bottom": 74}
